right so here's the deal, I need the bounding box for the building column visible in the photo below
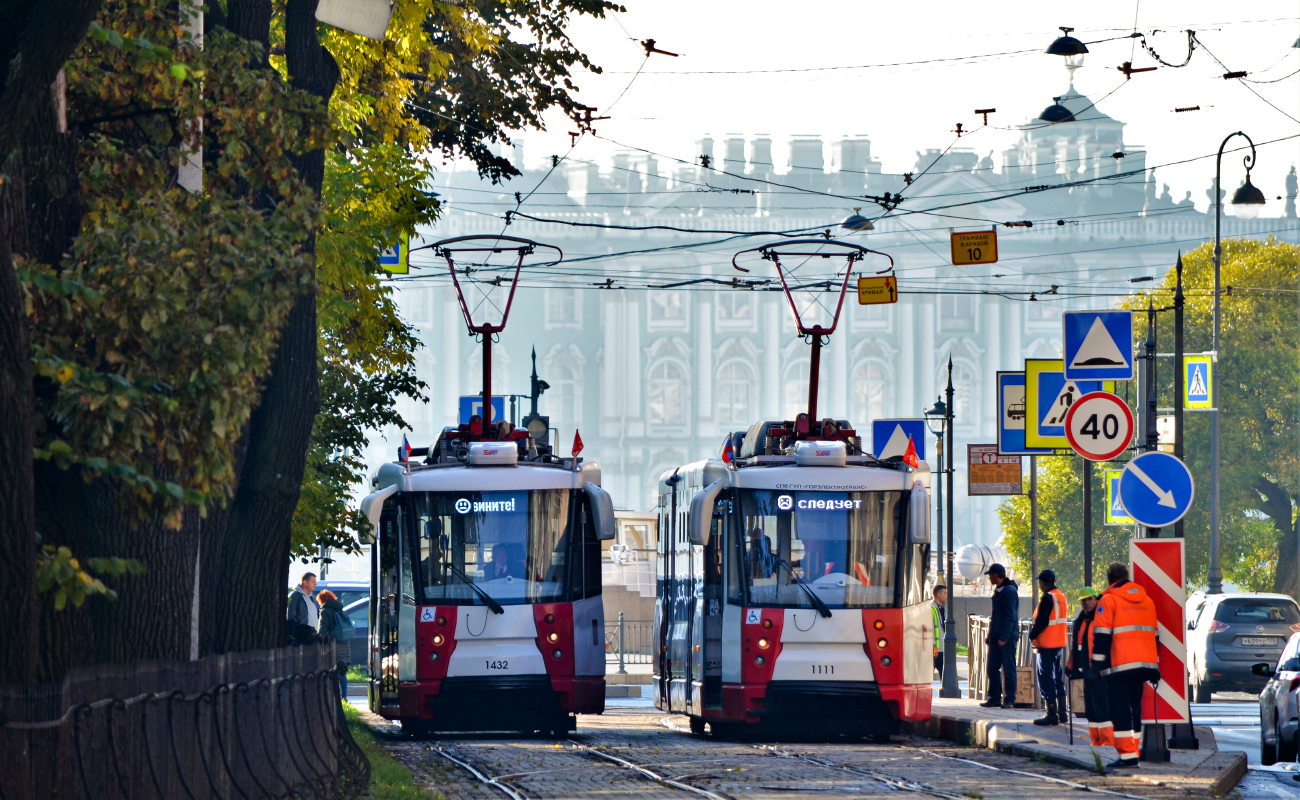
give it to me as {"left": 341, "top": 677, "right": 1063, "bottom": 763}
{"left": 764, "top": 298, "right": 781, "bottom": 418}
{"left": 919, "top": 300, "right": 935, "bottom": 412}
{"left": 443, "top": 296, "right": 461, "bottom": 423}
{"left": 898, "top": 300, "right": 915, "bottom": 416}
{"left": 697, "top": 299, "right": 713, "bottom": 423}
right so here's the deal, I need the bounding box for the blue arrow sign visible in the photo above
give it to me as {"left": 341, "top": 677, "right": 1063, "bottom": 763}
{"left": 871, "top": 419, "right": 927, "bottom": 463}
{"left": 1118, "top": 451, "right": 1195, "bottom": 528}
{"left": 1063, "top": 310, "right": 1134, "bottom": 380}
{"left": 459, "top": 395, "right": 506, "bottom": 424}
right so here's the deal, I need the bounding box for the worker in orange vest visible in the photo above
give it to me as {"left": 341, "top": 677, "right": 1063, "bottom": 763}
{"left": 1028, "top": 569, "right": 1069, "bottom": 726}
{"left": 1066, "top": 586, "right": 1113, "bottom": 747}
{"left": 1091, "top": 562, "right": 1160, "bottom": 769}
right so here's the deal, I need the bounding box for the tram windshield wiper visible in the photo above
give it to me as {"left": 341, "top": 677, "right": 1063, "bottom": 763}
{"left": 773, "top": 557, "right": 833, "bottom": 618}
{"left": 444, "top": 562, "right": 505, "bottom": 614}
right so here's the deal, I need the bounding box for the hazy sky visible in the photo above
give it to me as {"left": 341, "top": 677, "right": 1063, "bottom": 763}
{"left": 489, "top": 1, "right": 1300, "bottom": 215}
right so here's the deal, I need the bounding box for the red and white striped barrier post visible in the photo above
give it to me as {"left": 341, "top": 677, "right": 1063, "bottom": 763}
{"left": 1130, "top": 539, "right": 1194, "bottom": 756}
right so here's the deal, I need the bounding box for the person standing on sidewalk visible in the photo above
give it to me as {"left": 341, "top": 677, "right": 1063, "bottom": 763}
{"left": 1092, "top": 562, "right": 1160, "bottom": 769}
{"left": 931, "top": 585, "right": 948, "bottom": 680}
{"left": 1067, "top": 586, "right": 1114, "bottom": 748}
{"left": 1028, "top": 569, "right": 1069, "bottom": 726}
{"left": 287, "top": 572, "right": 320, "bottom": 645}
{"left": 979, "top": 564, "right": 1019, "bottom": 710}
{"left": 317, "top": 589, "right": 354, "bottom": 700}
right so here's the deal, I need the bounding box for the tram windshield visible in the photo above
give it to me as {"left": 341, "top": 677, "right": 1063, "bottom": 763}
{"left": 734, "top": 489, "right": 905, "bottom": 609}
{"left": 407, "top": 489, "right": 590, "bottom": 605}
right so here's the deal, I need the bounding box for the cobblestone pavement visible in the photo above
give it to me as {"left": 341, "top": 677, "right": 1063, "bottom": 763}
{"left": 368, "top": 704, "right": 1225, "bottom": 799}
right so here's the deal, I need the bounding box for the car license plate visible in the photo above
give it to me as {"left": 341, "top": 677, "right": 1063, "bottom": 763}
{"left": 1242, "top": 637, "right": 1278, "bottom": 647}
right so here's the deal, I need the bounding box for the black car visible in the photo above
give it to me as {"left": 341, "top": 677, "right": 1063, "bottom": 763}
{"left": 1253, "top": 633, "right": 1300, "bottom": 765}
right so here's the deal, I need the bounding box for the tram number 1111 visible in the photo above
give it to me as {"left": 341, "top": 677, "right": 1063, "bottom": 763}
{"left": 811, "top": 664, "right": 835, "bottom": 675}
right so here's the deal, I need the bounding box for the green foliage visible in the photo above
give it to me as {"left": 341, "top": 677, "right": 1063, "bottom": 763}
{"left": 344, "top": 704, "right": 442, "bottom": 799}
{"left": 22, "top": 1, "right": 328, "bottom": 527}
{"left": 1000, "top": 239, "right": 1299, "bottom": 596}
{"left": 35, "top": 539, "right": 145, "bottom": 611}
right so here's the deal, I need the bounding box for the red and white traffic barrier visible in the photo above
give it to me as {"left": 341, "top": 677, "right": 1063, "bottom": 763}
{"left": 1130, "top": 539, "right": 1190, "bottom": 725}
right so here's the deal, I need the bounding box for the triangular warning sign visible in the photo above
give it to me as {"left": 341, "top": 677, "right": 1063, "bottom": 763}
{"left": 879, "top": 424, "right": 911, "bottom": 459}
{"left": 1070, "top": 317, "right": 1129, "bottom": 369}
{"left": 1044, "top": 380, "right": 1081, "bottom": 426}
{"left": 1188, "top": 364, "right": 1207, "bottom": 398}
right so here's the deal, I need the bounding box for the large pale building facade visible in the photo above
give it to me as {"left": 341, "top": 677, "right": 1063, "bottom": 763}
{"left": 363, "top": 83, "right": 1297, "bottom": 549}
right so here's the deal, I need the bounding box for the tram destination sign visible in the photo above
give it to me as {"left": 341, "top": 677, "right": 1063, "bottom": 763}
{"left": 968, "top": 444, "right": 1022, "bottom": 496}
{"left": 950, "top": 229, "right": 998, "bottom": 266}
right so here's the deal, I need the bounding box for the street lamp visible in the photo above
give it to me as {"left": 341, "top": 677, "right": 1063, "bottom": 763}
{"left": 925, "top": 395, "right": 948, "bottom": 584}
{"left": 1045, "top": 26, "right": 1089, "bottom": 56}
{"left": 1207, "top": 132, "right": 1263, "bottom": 594}
{"left": 927, "top": 358, "right": 959, "bottom": 698}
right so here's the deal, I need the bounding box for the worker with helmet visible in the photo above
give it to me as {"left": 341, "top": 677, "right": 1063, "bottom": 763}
{"left": 1091, "top": 561, "right": 1160, "bottom": 768}
{"left": 1067, "top": 585, "right": 1113, "bottom": 748}
{"left": 1028, "top": 569, "right": 1069, "bottom": 726}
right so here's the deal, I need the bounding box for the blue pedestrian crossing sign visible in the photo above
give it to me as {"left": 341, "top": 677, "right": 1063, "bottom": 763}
{"left": 1118, "top": 451, "right": 1195, "bottom": 528}
{"left": 1024, "top": 359, "right": 1108, "bottom": 450}
{"left": 379, "top": 238, "right": 409, "bottom": 275}
{"left": 459, "top": 395, "right": 506, "bottom": 424}
{"left": 1184, "top": 355, "right": 1212, "bottom": 409}
{"left": 1104, "top": 469, "right": 1134, "bottom": 525}
{"left": 1063, "top": 310, "right": 1134, "bottom": 380}
{"left": 872, "top": 419, "right": 927, "bottom": 463}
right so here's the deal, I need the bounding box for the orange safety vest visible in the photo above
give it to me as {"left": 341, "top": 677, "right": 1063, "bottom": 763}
{"left": 1032, "top": 587, "right": 1069, "bottom": 648}
{"left": 1093, "top": 581, "right": 1159, "bottom": 676}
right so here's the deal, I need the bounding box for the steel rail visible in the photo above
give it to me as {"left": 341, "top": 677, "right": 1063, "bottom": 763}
{"left": 430, "top": 745, "right": 528, "bottom": 800}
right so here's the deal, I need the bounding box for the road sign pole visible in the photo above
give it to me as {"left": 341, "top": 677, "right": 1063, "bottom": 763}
{"left": 1174, "top": 257, "right": 1185, "bottom": 539}
{"left": 941, "top": 359, "right": 960, "bottom": 699}
{"left": 1083, "top": 462, "right": 1093, "bottom": 587}
{"left": 1031, "top": 456, "right": 1039, "bottom": 604}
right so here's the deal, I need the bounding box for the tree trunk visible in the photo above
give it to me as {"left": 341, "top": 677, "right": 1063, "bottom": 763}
{"left": 1260, "top": 478, "right": 1300, "bottom": 600}
{"left": 201, "top": 0, "right": 336, "bottom": 655}
{"left": 0, "top": 0, "right": 102, "bottom": 684}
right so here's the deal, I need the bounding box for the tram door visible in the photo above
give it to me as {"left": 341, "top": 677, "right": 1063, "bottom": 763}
{"left": 655, "top": 484, "right": 673, "bottom": 706}
{"left": 373, "top": 500, "right": 401, "bottom": 711}
{"left": 701, "top": 511, "right": 724, "bottom": 709}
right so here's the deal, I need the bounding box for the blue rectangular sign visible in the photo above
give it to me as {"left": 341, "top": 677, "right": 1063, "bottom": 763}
{"left": 1063, "top": 310, "right": 1134, "bottom": 380}
{"left": 996, "top": 372, "right": 1051, "bottom": 455}
{"left": 459, "top": 395, "right": 506, "bottom": 424}
{"left": 1034, "top": 371, "right": 1106, "bottom": 440}
{"left": 871, "top": 419, "right": 927, "bottom": 463}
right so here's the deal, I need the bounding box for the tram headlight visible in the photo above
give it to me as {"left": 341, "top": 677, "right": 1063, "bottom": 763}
{"left": 880, "top": 656, "right": 892, "bottom": 667}
{"left": 761, "top": 619, "right": 773, "bottom": 630}
{"left": 548, "top": 632, "right": 559, "bottom": 643}
{"left": 429, "top": 652, "right": 440, "bottom": 662}
{"left": 552, "top": 649, "right": 564, "bottom": 660}
{"left": 873, "top": 619, "right": 885, "bottom": 631}
{"left": 754, "top": 655, "right": 766, "bottom": 666}
{"left": 757, "top": 638, "right": 770, "bottom": 649}
{"left": 545, "top": 613, "right": 555, "bottom": 625}
{"left": 432, "top": 634, "right": 444, "bottom": 646}
{"left": 436, "top": 616, "right": 447, "bottom": 626}
{"left": 877, "top": 638, "right": 888, "bottom": 649}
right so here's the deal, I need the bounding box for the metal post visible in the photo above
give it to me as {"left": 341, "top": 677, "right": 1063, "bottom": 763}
{"left": 1209, "top": 131, "right": 1255, "bottom": 593}
{"left": 1145, "top": 300, "right": 1159, "bottom": 463}
{"left": 1083, "top": 462, "right": 1093, "bottom": 588}
{"left": 935, "top": 437, "right": 945, "bottom": 583}
{"left": 618, "top": 611, "right": 627, "bottom": 674}
{"left": 1174, "top": 256, "right": 1185, "bottom": 540}
{"left": 941, "top": 358, "right": 960, "bottom": 698}
{"left": 482, "top": 333, "right": 494, "bottom": 428}
{"left": 1030, "top": 457, "right": 1039, "bottom": 606}
{"left": 807, "top": 334, "right": 823, "bottom": 423}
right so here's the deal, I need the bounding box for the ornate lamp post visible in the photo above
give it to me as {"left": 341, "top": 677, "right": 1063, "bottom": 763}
{"left": 1206, "top": 133, "right": 1265, "bottom": 593}
{"left": 927, "top": 358, "right": 959, "bottom": 697}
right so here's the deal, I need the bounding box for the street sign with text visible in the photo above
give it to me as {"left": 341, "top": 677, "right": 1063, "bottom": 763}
{"left": 950, "top": 229, "right": 998, "bottom": 265}
{"left": 967, "top": 445, "right": 1022, "bottom": 495}
{"left": 857, "top": 275, "right": 898, "bottom": 305}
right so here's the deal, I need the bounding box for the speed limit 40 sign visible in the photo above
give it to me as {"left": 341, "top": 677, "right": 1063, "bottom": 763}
{"left": 1064, "top": 391, "right": 1133, "bottom": 461}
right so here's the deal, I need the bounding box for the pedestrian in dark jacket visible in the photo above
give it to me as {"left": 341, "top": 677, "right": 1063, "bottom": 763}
{"left": 286, "top": 572, "right": 321, "bottom": 646}
{"left": 317, "top": 590, "right": 353, "bottom": 700}
{"left": 980, "top": 563, "right": 1020, "bottom": 709}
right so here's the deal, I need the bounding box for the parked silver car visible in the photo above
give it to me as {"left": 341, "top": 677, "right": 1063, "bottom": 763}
{"left": 1254, "top": 633, "right": 1300, "bottom": 765}
{"left": 1187, "top": 592, "right": 1300, "bottom": 701}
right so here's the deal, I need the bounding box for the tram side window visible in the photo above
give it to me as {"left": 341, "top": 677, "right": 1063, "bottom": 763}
{"left": 899, "top": 497, "right": 928, "bottom": 607}
{"left": 725, "top": 498, "right": 744, "bottom": 604}
{"left": 567, "top": 494, "right": 602, "bottom": 600}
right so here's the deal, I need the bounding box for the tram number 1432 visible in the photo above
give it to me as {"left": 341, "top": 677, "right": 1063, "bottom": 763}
{"left": 485, "top": 660, "right": 510, "bottom": 670}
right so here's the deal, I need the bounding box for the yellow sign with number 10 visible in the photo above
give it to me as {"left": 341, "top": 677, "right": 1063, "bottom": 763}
{"left": 951, "top": 229, "right": 998, "bottom": 266}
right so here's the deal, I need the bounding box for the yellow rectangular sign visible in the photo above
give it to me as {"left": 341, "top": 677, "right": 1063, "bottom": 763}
{"left": 1105, "top": 469, "right": 1135, "bottom": 525}
{"left": 950, "top": 229, "right": 998, "bottom": 265}
{"left": 857, "top": 275, "right": 898, "bottom": 305}
{"left": 1184, "top": 355, "right": 1212, "bottom": 409}
{"left": 1024, "top": 359, "right": 1116, "bottom": 450}
{"left": 379, "top": 238, "right": 409, "bottom": 275}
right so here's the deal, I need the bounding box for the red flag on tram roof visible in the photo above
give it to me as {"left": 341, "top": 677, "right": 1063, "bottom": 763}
{"left": 572, "top": 429, "right": 584, "bottom": 457}
{"left": 902, "top": 435, "right": 920, "bottom": 469}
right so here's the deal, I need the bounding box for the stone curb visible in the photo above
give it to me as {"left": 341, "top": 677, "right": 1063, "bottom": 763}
{"left": 903, "top": 713, "right": 1248, "bottom": 797}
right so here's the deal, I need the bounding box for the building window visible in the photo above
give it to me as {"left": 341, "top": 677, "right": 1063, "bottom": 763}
{"left": 850, "top": 360, "right": 888, "bottom": 425}
{"left": 1026, "top": 299, "right": 1056, "bottom": 325}
{"left": 782, "top": 361, "right": 810, "bottom": 420}
{"left": 716, "top": 294, "right": 755, "bottom": 328}
{"left": 952, "top": 360, "right": 976, "bottom": 423}
{"left": 716, "top": 361, "right": 753, "bottom": 425}
{"left": 940, "top": 294, "right": 976, "bottom": 331}
{"left": 647, "top": 360, "right": 686, "bottom": 426}
{"left": 649, "top": 292, "right": 686, "bottom": 327}
{"left": 852, "top": 300, "right": 891, "bottom": 329}
{"left": 550, "top": 363, "right": 577, "bottom": 429}
{"left": 544, "top": 288, "right": 580, "bottom": 328}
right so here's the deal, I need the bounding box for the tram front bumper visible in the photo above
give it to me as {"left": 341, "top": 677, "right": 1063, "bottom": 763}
{"left": 720, "top": 681, "right": 924, "bottom": 732}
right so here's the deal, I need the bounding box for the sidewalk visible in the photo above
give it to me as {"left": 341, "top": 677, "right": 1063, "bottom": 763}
{"left": 906, "top": 696, "right": 1247, "bottom": 796}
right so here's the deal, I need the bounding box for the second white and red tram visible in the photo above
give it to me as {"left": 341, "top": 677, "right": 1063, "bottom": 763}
{"left": 655, "top": 424, "right": 934, "bottom": 738}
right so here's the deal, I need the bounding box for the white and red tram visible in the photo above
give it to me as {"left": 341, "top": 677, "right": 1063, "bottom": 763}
{"left": 655, "top": 239, "right": 935, "bottom": 739}
{"left": 357, "top": 235, "right": 616, "bottom": 736}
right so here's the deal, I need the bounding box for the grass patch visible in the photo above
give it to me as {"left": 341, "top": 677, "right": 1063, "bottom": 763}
{"left": 963, "top": 792, "right": 983, "bottom": 799}
{"left": 956, "top": 644, "right": 968, "bottom": 657}
{"left": 344, "top": 704, "right": 441, "bottom": 800}
{"left": 347, "top": 665, "right": 367, "bottom": 683}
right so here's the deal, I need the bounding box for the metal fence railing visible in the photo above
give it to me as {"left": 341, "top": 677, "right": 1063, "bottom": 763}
{"left": 604, "top": 614, "right": 655, "bottom": 670}
{"left": 0, "top": 644, "right": 369, "bottom": 800}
